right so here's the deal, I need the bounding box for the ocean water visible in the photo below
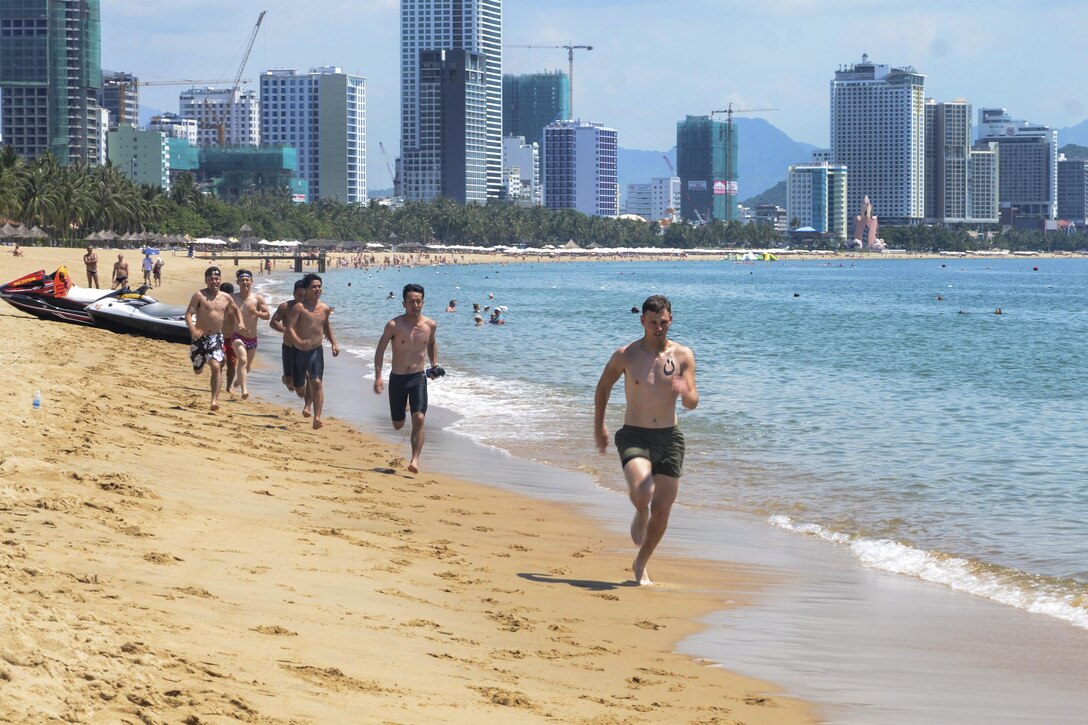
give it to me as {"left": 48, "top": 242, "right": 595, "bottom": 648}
{"left": 255, "top": 257, "right": 1088, "bottom": 721}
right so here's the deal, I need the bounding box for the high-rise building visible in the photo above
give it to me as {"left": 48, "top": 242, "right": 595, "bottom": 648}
{"left": 400, "top": 0, "right": 502, "bottom": 200}
{"left": 830, "top": 55, "right": 926, "bottom": 224}
{"left": 0, "top": 0, "right": 103, "bottom": 164}
{"left": 502, "top": 71, "right": 569, "bottom": 148}
{"left": 260, "top": 67, "right": 367, "bottom": 204}
{"left": 923, "top": 99, "right": 1000, "bottom": 225}
{"left": 977, "top": 107, "right": 1057, "bottom": 220}
{"left": 401, "top": 50, "right": 487, "bottom": 204}
{"left": 542, "top": 120, "right": 617, "bottom": 217}
{"left": 787, "top": 162, "right": 848, "bottom": 240}
{"left": 1057, "top": 157, "right": 1088, "bottom": 225}
{"left": 502, "top": 135, "right": 541, "bottom": 205}
{"left": 99, "top": 71, "right": 139, "bottom": 128}
{"left": 968, "top": 142, "right": 999, "bottom": 224}
{"left": 675, "top": 115, "right": 736, "bottom": 223}
{"left": 625, "top": 177, "right": 679, "bottom": 221}
{"left": 178, "top": 87, "right": 259, "bottom": 148}
{"left": 106, "top": 125, "right": 169, "bottom": 190}
{"left": 924, "top": 100, "right": 969, "bottom": 223}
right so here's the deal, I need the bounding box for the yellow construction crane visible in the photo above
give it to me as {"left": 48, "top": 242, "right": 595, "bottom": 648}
{"left": 711, "top": 103, "right": 780, "bottom": 126}
{"left": 505, "top": 43, "right": 593, "bottom": 118}
{"left": 211, "top": 10, "right": 266, "bottom": 147}
{"left": 105, "top": 75, "right": 250, "bottom": 126}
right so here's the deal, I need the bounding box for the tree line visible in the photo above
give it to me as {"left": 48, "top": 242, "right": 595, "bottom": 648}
{"left": 1, "top": 149, "right": 1080, "bottom": 252}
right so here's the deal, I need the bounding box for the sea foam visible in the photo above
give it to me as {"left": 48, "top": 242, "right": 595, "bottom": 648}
{"left": 769, "top": 514, "right": 1088, "bottom": 630}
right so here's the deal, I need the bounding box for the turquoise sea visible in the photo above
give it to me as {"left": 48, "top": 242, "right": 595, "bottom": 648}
{"left": 256, "top": 257, "right": 1088, "bottom": 723}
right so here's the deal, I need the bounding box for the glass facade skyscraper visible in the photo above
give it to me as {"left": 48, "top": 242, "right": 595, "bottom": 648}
{"left": 0, "top": 0, "right": 102, "bottom": 164}
{"left": 401, "top": 0, "right": 501, "bottom": 201}
{"left": 675, "top": 115, "right": 736, "bottom": 223}
{"left": 502, "top": 71, "right": 569, "bottom": 149}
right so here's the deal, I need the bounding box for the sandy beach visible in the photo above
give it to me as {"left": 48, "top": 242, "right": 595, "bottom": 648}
{"left": 0, "top": 245, "right": 815, "bottom": 723}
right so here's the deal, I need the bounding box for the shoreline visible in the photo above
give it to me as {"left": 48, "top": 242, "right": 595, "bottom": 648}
{"left": 0, "top": 248, "right": 817, "bottom": 722}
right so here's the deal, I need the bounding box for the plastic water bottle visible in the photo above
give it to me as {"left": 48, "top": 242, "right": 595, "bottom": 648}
{"left": 32, "top": 390, "right": 41, "bottom": 410}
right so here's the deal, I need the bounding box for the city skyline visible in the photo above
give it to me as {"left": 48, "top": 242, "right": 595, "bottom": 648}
{"left": 101, "top": 0, "right": 1085, "bottom": 190}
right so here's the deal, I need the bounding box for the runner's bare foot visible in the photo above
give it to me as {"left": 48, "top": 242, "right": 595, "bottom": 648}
{"left": 312, "top": 418, "right": 323, "bottom": 430}
{"left": 241, "top": 390, "right": 249, "bottom": 400}
{"left": 302, "top": 407, "right": 311, "bottom": 418}
{"left": 407, "top": 458, "right": 419, "bottom": 474}
{"left": 210, "top": 402, "right": 219, "bottom": 412}
{"left": 633, "top": 557, "right": 653, "bottom": 586}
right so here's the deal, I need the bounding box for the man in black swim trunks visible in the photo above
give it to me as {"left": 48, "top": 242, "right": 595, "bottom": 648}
{"left": 373, "top": 283, "right": 439, "bottom": 474}
{"left": 593, "top": 294, "right": 698, "bottom": 586}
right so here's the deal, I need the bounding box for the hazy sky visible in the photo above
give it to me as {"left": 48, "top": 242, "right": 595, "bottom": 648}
{"left": 103, "top": 0, "right": 1085, "bottom": 188}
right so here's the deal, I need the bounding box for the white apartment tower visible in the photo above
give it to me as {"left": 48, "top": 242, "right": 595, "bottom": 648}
{"left": 830, "top": 55, "right": 926, "bottom": 224}
{"left": 178, "top": 87, "right": 259, "bottom": 147}
{"left": 625, "top": 177, "right": 679, "bottom": 221}
{"left": 542, "top": 120, "right": 618, "bottom": 218}
{"left": 260, "top": 67, "right": 367, "bottom": 204}
{"left": 400, "top": 0, "right": 502, "bottom": 200}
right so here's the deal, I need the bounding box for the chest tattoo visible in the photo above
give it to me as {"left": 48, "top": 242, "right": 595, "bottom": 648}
{"left": 663, "top": 358, "right": 675, "bottom": 376}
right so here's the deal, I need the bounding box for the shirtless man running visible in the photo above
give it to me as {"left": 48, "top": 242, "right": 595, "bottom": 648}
{"left": 373, "top": 283, "right": 439, "bottom": 474}
{"left": 269, "top": 279, "right": 307, "bottom": 394}
{"left": 284, "top": 273, "right": 339, "bottom": 429}
{"left": 185, "top": 267, "right": 243, "bottom": 411}
{"left": 594, "top": 295, "right": 698, "bottom": 586}
{"left": 83, "top": 246, "right": 99, "bottom": 288}
{"left": 229, "top": 269, "right": 271, "bottom": 400}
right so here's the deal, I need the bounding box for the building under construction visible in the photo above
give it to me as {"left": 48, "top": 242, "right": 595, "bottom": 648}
{"left": 675, "top": 115, "right": 737, "bottom": 223}
{"left": 0, "top": 0, "right": 103, "bottom": 165}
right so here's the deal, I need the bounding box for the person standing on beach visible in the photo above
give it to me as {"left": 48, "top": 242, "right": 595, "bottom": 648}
{"left": 284, "top": 273, "right": 339, "bottom": 429}
{"left": 111, "top": 253, "right": 129, "bottom": 290}
{"left": 229, "top": 269, "right": 271, "bottom": 400}
{"left": 594, "top": 294, "right": 698, "bottom": 586}
{"left": 185, "top": 267, "right": 243, "bottom": 411}
{"left": 141, "top": 254, "right": 153, "bottom": 286}
{"left": 83, "top": 246, "right": 99, "bottom": 288}
{"left": 373, "top": 283, "right": 439, "bottom": 474}
{"left": 152, "top": 257, "right": 163, "bottom": 287}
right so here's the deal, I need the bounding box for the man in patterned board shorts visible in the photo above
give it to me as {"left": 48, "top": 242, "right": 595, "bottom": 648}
{"left": 593, "top": 295, "right": 699, "bottom": 586}
{"left": 184, "top": 267, "right": 242, "bottom": 411}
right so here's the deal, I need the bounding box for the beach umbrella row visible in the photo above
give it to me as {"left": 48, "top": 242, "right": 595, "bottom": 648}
{"left": 1, "top": 223, "right": 49, "bottom": 240}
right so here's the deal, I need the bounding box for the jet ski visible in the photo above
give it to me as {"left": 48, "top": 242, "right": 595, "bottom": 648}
{"left": 0, "top": 267, "right": 125, "bottom": 324}
{"left": 85, "top": 297, "right": 190, "bottom": 344}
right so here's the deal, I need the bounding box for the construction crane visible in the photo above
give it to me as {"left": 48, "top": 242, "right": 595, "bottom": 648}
{"left": 105, "top": 75, "right": 249, "bottom": 126}
{"left": 211, "top": 10, "right": 266, "bottom": 147}
{"left": 505, "top": 43, "right": 592, "bottom": 118}
{"left": 662, "top": 154, "right": 705, "bottom": 226}
{"left": 708, "top": 104, "right": 779, "bottom": 213}
{"left": 378, "top": 141, "right": 400, "bottom": 196}
{"left": 710, "top": 103, "right": 779, "bottom": 126}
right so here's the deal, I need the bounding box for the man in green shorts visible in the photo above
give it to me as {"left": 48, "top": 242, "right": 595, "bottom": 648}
{"left": 594, "top": 295, "right": 699, "bottom": 586}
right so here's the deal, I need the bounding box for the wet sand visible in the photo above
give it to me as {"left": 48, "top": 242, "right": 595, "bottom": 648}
{"left": 0, "top": 246, "right": 815, "bottom": 722}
